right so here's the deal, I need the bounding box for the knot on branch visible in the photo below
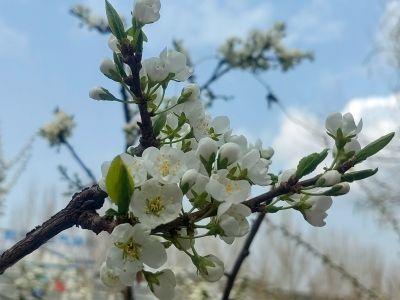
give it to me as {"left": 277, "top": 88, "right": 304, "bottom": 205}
{"left": 68, "top": 185, "right": 107, "bottom": 213}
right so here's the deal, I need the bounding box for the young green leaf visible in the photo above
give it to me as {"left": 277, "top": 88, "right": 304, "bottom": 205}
{"left": 342, "top": 168, "right": 378, "bottom": 182}
{"left": 355, "top": 132, "right": 395, "bottom": 163}
{"left": 113, "top": 52, "right": 126, "bottom": 78}
{"left": 105, "top": 155, "right": 135, "bottom": 214}
{"left": 105, "top": 0, "right": 126, "bottom": 40}
{"left": 153, "top": 112, "right": 167, "bottom": 137}
{"left": 295, "top": 148, "right": 329, "bottom": 179}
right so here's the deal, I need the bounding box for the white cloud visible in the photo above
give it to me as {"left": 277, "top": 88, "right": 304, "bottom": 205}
{"left": 0, "top": 19, "right": 29, "bottom": 57}
{"left": 375, "top": 0, "right": 400, "bottom": 68}
{"left": 156, "top": 0, "right": 271, "bottom": 48}
{"left": 271, "top": 109, "right": 326, "bottom": 170}
{"left": 270, "top": 95, "right": 400, "bottom": 171}
{"left": 286, "top": 0, "right": 345, "bottom": 46}
{"left": 78, "top": 0, "right": 272, "bottom": 50}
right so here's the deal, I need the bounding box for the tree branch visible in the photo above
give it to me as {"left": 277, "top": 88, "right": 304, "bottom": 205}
{"left": 0, "top": 185, "right": 108, "bottom": 274}
{"left": 60, "top": 137, "right": 97, "bottom": 184}
{"left": 0, "top": 159, "right": 356, "bottom": 275}
{"left": 121, "top": 41, "right": 158, "bottom": 156}
{"left": 222, "top": 212, "right": 266, "bottom": 300}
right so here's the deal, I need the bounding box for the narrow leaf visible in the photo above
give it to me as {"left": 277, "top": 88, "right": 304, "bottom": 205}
{"left": 342, "top": 168, "right": 378, "bottom": 182}
{"left": 355, "top": 132, "right": 395, "bottom": 163}
{"left": 153, "top": 113, "right": 167, "bottom": 137}
{"left": 105, "top": 0, "right": 126, "bottom": 40}
{"left": 295, "top": 148, "right": 329, "bottom": 178}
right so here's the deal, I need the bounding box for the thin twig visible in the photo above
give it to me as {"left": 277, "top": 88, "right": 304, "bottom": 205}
{"left": 265, "top": 219, "right": 383, "bottom": 300}
{"left": 60, "top": 137, "right": 97, "bottom": 184}
{"left": 222, "top": 212, "right": 266, "bottom": 300}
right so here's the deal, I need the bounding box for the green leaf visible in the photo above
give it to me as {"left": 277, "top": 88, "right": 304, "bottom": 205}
{"left": 113, "top": 52, "right": 126, "bottom": 78}
{"left": 105, "top": 155, "right": 135, "bottom": 214}
{"left": 355, "top": 132, "right": 395, "bottom": 163}
{"left": 105, "top": 208, "right": 119, "bottom": 217}
{"left": 153, "top": 113, "right": 167, "bottom": 137}
{"left": 295, "top": 148, "right": 329, "bottom": 179}
{"left": 105, "top": 0, "right": 126, "bottom": 40}
{"left": 342, "top": 168, "right": 378, "bottom": 182}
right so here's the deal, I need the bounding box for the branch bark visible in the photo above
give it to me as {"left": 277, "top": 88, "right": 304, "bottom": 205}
{"left": 0, "top": 185, "right": 108, "bottom": 274}
{"left": 222, "top": 212, "right": 266, "bottom": 300}
{"left": 0, "top": 159, "right": 356, "bottom": 275}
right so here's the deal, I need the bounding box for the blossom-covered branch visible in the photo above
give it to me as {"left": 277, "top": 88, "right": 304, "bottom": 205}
{"left": 0, "top": 153, "right": 362, "bottom": 277}
{"left": 3, "top": 1, "right": 395, "bottom": 300}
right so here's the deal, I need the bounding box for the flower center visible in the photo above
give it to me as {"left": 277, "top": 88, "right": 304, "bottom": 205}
{"left": 146, "top": 196, "right": 164, "bottom": 216}
{"left": 115, "top": 237, "right": 141, "bottom": 261}
{"left": 159, "top": 160, "right": 170, "bottom": 176}
{"left": 225, "top": 182, "right": 234, "bottom": 193}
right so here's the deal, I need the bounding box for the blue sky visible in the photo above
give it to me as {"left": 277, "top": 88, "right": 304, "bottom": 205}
{"left": 0, "top": 0, "right": 399, "bottom": 266}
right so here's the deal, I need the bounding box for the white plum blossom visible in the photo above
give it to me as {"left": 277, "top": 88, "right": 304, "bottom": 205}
{"left": 197, "top": 255, "right": 224, "bottom": 282}
{"left": 142, "top": 49, "right": 192, "bottom": 82}
{"left": 302, "top": 195, "right": 333, "bottom": 227}
{"left": 142, "top": 57, "right": 169, "bottom": 82}
{"left": 160, "top": 48, "right": 192, "bottom": 81}
{"left": 227, "top": 134, "right": 248, "bottom": 152}
{"left": 175, "top": 228, "right": 196, "bottom": 251}
{"left": 131, "top": 179, "right": 183, "bottom": 229}
{"left": 218, "top": 142, "right": 241, "bottom": 166}
{"left": 120, "top": 153, "right": 148, "bottom": 187}
{"left": 182, "top": 84, "right": 200, "bottom": 102}
{"left": 134, "top": 0, "right": 161, "bottom": 25}
{"left": 206, "top": 170, "right": 251, "bottom": 205}
{"left": 106, "top": 223, "right": 167, "bottom": 285}
{"left": 191, "top": 114, "right": 231, "bottom": 142}
{"left": 318, "top": 170, "right": 342, "bottom": 187}
{"left": 250, "top": 139, "right": 274, "bottom": 159}
{"left": 100, "top": 262, "right": 124, "bottom": 289}
{"left": 217, "top": 203, "right": 251, "bottom": 244}
{"left": 229, "top": 148, "right": 271, "bottom": 186}
{"left": 143, "top": 145, "right": 198, "bottom": 184}
{"left": 181, "top": 169, "right": 202, "bottom": 190}
{"left": 99, "top": 154, "right": 147, "bottom": 192}
{"left": 40, "top": 110, "right": 75, "bottom": 146}
{"left": 100, "top": 58, "right": 118, "bottom": 79}
{"left": 98, "top": 161, "right": 111, "bottom": 192}
{"left": 181, "top": 169, "right": 211, "bottom": 202}
{"left": 108, "top": 35, "right": 119, "bottom": 53}
{"left": 325, "top": 112, "right": 363, "bottom": 138}
{"left": 196, "top": 137, "right": 218, "bottom": 161}
{"left": 159, "top": 113, "right": 191, "bottom": 141}
{"left": 149, "top": 269, "right": 176, "bottom": 300}
{"left": 344, "top": 139, "right": 361, "bottom": 153}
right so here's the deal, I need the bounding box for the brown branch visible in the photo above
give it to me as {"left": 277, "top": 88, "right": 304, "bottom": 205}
{"left": 120, "top": 40, "right": 158, "bottom": 156}
{"left": 0, "top": 185, "right": 108, "bottom": 274}
{"left": 0, "top": 159, "right": 356, "bottom": 275}
{"left": 222, "top": 212, "right": 266, "bottom": 300}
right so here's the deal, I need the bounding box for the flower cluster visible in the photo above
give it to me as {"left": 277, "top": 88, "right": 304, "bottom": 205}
{"left": 219, "top": 22, "right": 313, "bottom": 72}
{"left": 39, "top": 110, "right": 75, "bottom": 146}
{"left": 88, "top": 1, "right": 394, "bottom": 299}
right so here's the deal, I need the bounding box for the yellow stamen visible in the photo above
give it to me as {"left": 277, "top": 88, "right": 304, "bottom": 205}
{"left": 115, "top": 237, "right": 141, "bottom": 261}
{"left": 146, "top": 196, "right": 164, "bottom": 217}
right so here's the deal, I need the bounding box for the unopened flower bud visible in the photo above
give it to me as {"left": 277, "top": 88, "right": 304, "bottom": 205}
{"left": 218, "top": 142, "right": 241, "bottom": 166}
{"left": 317, "top": 170, "right": 342, "bottom": 186}
{"left": 196, "top": 137, "right": 218, "bottom": 160}
{"left": 181, "top": 169, "right": 200, "bottom": 190}
{"left": 194, "top": 254, "right": 224, "bottom": 282}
